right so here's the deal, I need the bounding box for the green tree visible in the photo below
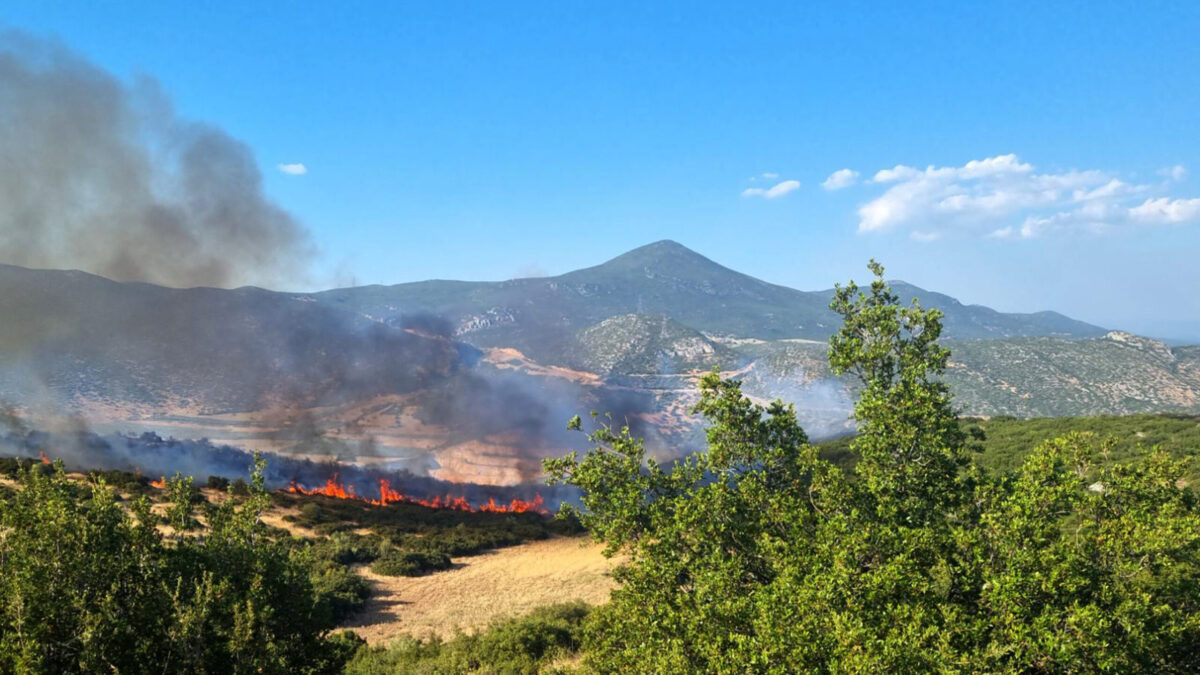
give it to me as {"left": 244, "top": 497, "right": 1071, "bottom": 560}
{"left": 546, "top": 261, "right": 1200, "bottom": 672}
{"left": 0, "top": 456, "right": 358, "bottom": 673}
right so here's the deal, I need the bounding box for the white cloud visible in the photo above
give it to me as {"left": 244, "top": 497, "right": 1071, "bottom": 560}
{"left": 277, "top": 163, "right": 308, "bottom": 176}
{"left": 821, "top": 169, "right": 859, "bottom": 190}
{"left": 1158, "top": 164, "right": 1188, "bottom": 182}
{"left": 742, "top": 179, "right": 800, "bottom": 199}
{"left": 1129, "top": 197, "right": 1200, "bottom": 224}
{"left": 853, "top": 153, "right": 1200, "bottom": 238}
{"left": 747, "top": 172, "right": 780, "bottom": 182}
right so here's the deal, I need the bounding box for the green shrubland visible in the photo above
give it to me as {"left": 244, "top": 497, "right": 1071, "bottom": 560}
{"left": 820, "top": 412, "right": 1200, "bottom": 486}
{"left": 546, "top": 261, "right": 1200, "bottom": 673}
{"left": 0, "top": 456, "right": 361, "bottom": 673}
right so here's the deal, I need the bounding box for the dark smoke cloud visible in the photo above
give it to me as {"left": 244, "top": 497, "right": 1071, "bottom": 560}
{"left": 0, "top": 30, "right": 313, "bottom": 289}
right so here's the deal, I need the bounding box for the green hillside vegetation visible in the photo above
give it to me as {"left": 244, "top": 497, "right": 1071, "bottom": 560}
{"left": 546, "top": 262, "right": 1200, "bottom": 672}
{"left": 944, "top": 333, "right": 1200, "bottom": 416}
{"left": 820, "top": 413, "right": 1200, "bottom": 486}
{"left": 0, "top": 456, "right": 572, "bottom": 672}
{"left": 736, "top": 331, "right": 1200, "bottom": 420}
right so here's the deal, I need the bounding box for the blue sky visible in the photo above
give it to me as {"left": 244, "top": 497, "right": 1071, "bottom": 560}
{"left": 4, "top": 2, "right": 1200, "bottom": 338}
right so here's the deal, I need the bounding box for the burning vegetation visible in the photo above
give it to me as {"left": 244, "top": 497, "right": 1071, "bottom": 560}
{"left": 286, "top": 474, "right": 547, "bottom": 514}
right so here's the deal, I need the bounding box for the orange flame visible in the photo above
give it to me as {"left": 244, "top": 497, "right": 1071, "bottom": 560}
{"left": 150, "top": 476, "right": 167, "bottom": 489}
{"left": 39, "top": 450, "right": 51, "bottom": 465}
{"left": 286, "top": 474, "right": 547, "bottom": 514}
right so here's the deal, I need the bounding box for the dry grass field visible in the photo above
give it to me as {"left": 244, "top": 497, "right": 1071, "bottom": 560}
{"left": 340, "top": 535, "right": 618, "bottom": 644}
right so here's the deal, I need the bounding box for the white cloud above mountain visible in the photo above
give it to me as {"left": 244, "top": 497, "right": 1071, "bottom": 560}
{"left": 742, "top": 179, "right": 800, "bottom": 199}
{"left": 854, "top": 154, "right": 1199, "bottom": 238}
{"left": 821, "top": 169, "right": 859, "bottom": 190}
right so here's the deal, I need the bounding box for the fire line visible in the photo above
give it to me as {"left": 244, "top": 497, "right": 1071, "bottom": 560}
{"left": 285, "top": 474, "right": 547, "bottom": 514}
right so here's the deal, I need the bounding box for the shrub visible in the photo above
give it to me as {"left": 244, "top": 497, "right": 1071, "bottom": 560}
{"left": 312, "top": 532, "right": 385, "bottom": 565}
{"left": 370, "top": 549, "right": 453, "bottom": 577}
{"left": 230, "top": 477, "right": 249, "bottom": 496}
{"left": 345, "top": 602, "right": 591, "bottom": 674}
{"left": 0, "top": 457, "right": 356, "bottom": 672}
{"left": 311, "top": 561, "right": 373, "bottom": 623}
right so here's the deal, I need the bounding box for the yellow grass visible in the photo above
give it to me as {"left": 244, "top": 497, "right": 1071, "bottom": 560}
{"left": 340, "top": 535, "right": 618, "bottom": 644}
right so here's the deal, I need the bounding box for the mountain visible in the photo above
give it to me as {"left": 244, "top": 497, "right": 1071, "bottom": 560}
{"left": 0, "top": 241, "right": 1174, "bottom": 486}
{"left": 312, "top": 240, "right": 1107, "bottom": 368}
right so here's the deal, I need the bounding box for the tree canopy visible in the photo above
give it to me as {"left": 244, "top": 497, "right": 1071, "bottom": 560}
{"left": 546, "top": 261, "right": 1200, "bottom": 673}
{"left": 0, "top": 457, "right": 359, "bottom": 673}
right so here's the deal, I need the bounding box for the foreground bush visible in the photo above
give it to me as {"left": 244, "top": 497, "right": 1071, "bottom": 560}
{"left": 547, "top": 262, "right": 1200, "bottom": 673}
{"left": 0, "top": 456, "right": 358, "bottom": 673}
{"left": 345, "top": 602, "right": 590, "bottom": 674}
{"left": 370, "top": 549, "right": 453, "bottom": 576}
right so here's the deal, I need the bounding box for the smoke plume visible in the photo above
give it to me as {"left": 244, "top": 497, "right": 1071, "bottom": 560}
{"left": 0, "top": 31, "right": 666, "bottom": 490}
{"left": 0, "top": 30, "right": 312, "bottom": 289}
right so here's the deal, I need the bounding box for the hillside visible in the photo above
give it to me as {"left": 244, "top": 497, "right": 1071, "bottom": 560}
{"left": 0, "top": 264, "right": 465, "bottom": 415}
{"left": 819, "top": 412, "right": 1200, "bottom": 486}
{"left": 570, "top": 314, "right": 736, "bottom": 375}
{"left": 944, "top": 331, "right": 1200, "bottom": 416}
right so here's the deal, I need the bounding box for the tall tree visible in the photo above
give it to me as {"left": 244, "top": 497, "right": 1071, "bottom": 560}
{"left": 546, "top": 261, "right": 1200, "bottom": 672}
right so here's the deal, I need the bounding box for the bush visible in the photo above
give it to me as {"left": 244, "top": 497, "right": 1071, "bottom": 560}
{"left": 345, "top": 602, "right": 591, "bottom": 674}
{"left": 370, "top": 549, "right": 453, "bottom": 577}
{"left": 0, "top": 457, "right": 356, "bottom": 672}
{"left": 311, "top": 561, "right": 373, "bottom": 623}
{"left": 230, "top": 477, "right": 249, "bottom": 496}
{"left": 206, "top": 474, "right": 230, "bottom": 490}
{"left": 312, "top": 532, "right": 385, "bottom": 565}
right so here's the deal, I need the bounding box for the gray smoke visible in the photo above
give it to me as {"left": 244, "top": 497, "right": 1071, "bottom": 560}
{"left": 0, "top": 30, "right": 312, "bottom": 289}
{"left": 0, "top": 31, "right": 667, "bottom": 488}
{"left": 0, "top": 425, "right": 573, "bottom": 509}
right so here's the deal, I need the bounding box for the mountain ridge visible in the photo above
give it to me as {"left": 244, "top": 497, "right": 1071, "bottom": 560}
{"left": 0, "top": 242, "right": 1191, "bottom": 486}
{"left": 308, "top": 240, "right": 1108, "bottom": 367}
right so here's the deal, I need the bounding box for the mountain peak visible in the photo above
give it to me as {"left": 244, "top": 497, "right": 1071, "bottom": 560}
{"left": 610, "top": 239, "right": 705, "bottom": 260}
{"left": 594, "top": 240, "right": 728, "bottom": 274}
